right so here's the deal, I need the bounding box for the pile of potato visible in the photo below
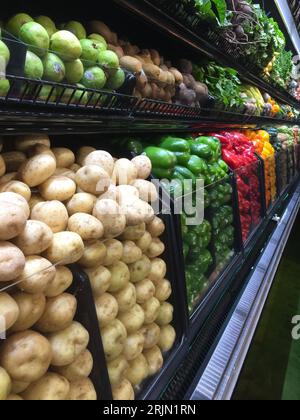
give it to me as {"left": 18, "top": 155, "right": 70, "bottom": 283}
{"left": 88, "top": 20, "right": 208, "bottom": 106}
{"left": 0, "top": 134, "right": 176, "bottom": 400}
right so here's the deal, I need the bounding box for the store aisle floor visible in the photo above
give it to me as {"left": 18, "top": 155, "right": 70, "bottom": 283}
{"left": 234, "top": 214, "right": 300, "bottom": 400}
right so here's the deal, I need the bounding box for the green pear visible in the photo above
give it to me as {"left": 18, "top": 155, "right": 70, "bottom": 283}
{"left": 19, "top": 22, "right": 49, "bottom": 57}
{"left": 80, "top": 39, "right": 105, "bottom": 67}
{"left": 64, "top": 21, "right": 86, "bottom": 40}
{"left": 106, "top": 68, "right": 125, "bottom": 90}
{"left": 65, "top": 59, "right": 84, "bottom": 84}
{"left": 0, "top": 79, "right": 10, "bottom": 96}
{"left": 57, "top": 84, "right": 88, "bottom": 105}
{"left": 50, "top": 30, "right": 82, "bottom": 62}
{"left": 81, "top": 66, "right": 107, "bottom": 89}
{"left": 35, "top": 16, "right": 57, "bottom": 37}
{"left": 24, "top": 51, "right": 44, "bottom": 79}
{"left": 98, "top": 50, "right": 119, "bottom": 70}
{"left": 37, "top": 85, "right": 57, "bottom": 102}
{"left": 43, "top": 53, "right": 65, "bottom": 82}
{"left": 88, "top": 34, "right": 107, "bottom": 49}
{"left": 0, "top": 40, "right": 10, "bottom": 65}
{"left": 5, "top": 13, "right": 33, "bottom": 37}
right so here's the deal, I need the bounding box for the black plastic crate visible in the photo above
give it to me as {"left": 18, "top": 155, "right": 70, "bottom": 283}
{"left": 68, "top": 267, "right": 113, "bottom": 400}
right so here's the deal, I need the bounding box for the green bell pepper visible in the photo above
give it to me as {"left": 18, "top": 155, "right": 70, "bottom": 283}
{"left": 152, "top": 167, "right": 174, "bottom": 179}
{"left": 144, "top": 147, "right": 176, "bottom": 169}
{"left": 159, "top": 136, "right": 190, "bottom": 153}
{"left": 174, "top": 152, "right": 191, "bottom": 166}
{"left": 218, "top": 159, "right": 229, "bottom": 173}
{"left": 174, "top": 166, "right": 197, "bottom": 187}
{"left": 187, "top": 155, "right": 208, "bottom": 177}
{"left": 189, "top": 141, "right": 213, "bottom": 161}
{"left": 184, "top": 231, "right": 198, "bottom": 247}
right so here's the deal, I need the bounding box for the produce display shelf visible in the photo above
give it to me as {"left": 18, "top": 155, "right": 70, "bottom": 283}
{"left": 160, "top": 176, "right": 300, "bottom": 400}
{"left": 111, "top": 0, "right": 300, "bottom": 110}
{"left": 1, "top": 76, "right": 299, "bottom": 134}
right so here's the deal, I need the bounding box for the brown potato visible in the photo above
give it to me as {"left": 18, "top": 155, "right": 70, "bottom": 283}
{"left": 108, "top": 261, "right": 130, "bottom": 293}
{"left": 17, "top": 256, "right": 56, "bottom": 294}
{"left": 143, "top": 346, "right": 163, "bottom": 376}
{"left": 68, "top": 213, "right": 104, "bottom": 241}
{"left": 35, "top": 293, "right": 77, "bottom": 333}
{"left": 26, "top": 143, "right": 55, "bottom": 159}
{"left": 0, "top": 195, "right": 28, "bottom": 241}
{"left": 66, "top": 193, "right": 97, "bottom": 216}
{"left": 14, "top": 135, "right": 51, "bottom": 152}
{"left": 135, "top": 279, "right": 155, "bottom": 304}
{"left": 0, "top": 192, "right": 30, "bottom": 219}
{"left": 0, "top": 155, "right": 6, "bottom": 177}
{"left": 101, "top": 319, "right": 127, "bottom": 362}
{"left": 0, "top": 242, "right": 25, "bottom": 282}
{"left": 68, "top": 378, "right": 97, "bottom": 401}
{"left": 156, "top": 302, "right": 174, "bottom": 326}
{"left": 53, "top": 350, "right": 93, "bottom": 381}
{"left": 118, "top": 304, "right": 145, "bottom": 334}
{"left": 113, "top": 283, "right": 136, "bottom": 313}
{"left": 120, "top": 223, "right": 146, "bottom": 241}
{"left": 44, "top": 266, "right": 73, "bottom": 298}
{"left": 95, "top": 293, "right": 119, "bottom": 328}
{"left": 53, "top": 168, "right": 76, "bottom": 181}
{"left": 145, "top": 239, "right": 165, "bottom": 259}
{"left": 123, "top": 331, "right": 145, "bottom": 361}
{"left": 141, "top": 323, "right": 161, "bottom": 349}
{"left": 11, "top": 293, "right": 46, "bottom": 332}
{"left": 141, "top": 297, "right": 161, "bottom": 325}
{"left": 149, "top": 258, "right": 167, "bottom": 284}
{"left": 76, "top": 147, "right": 96, "bottom": 166}
{"left": 112, "top": 379, "right": 134, "bottom": 401}
{"left": 43, "top": 232, "right": 85, "bottom": 265}
{"left": 121, "top": 241, "right": 142, "bottom": 265}
{"left": 31, "top": 201, "right": 69, "bottom": 233}
{"left": 39, "top": 176, "right": 76, "bottom": 202}
{"left": 147, "top": 217, "right": 165, "bottom": 237}
{"left": 112, "top": 159, "right": 137, "bottom": 186}
{"left": 84, "top": 265, "right": 111, "bottom": 297}
{"left": 102, "top": 239, "right": 123, "bottom": 266}
{"left": 52, "top": 148, "right": 75, "bottom": 168}
{"left": 158, "top": 325, "right": 176, "bottom": 353}
{"left": 124, "top": 354, "right": 149, "bottom": 387}
{"left": 0, "top": 367, "right": 11, "bottom": 401}
{"left": 107, "top": 355, "right": 129, "bottom": 386}
{"left": 21, "top": 373, "right": 70, "bottom": 400}
{"left": 48, "top": 321, "right": 89, "bottom": 367}
{"left": 0, "top": 293, "right": 20, "bottom": 333}
{"left": 28, "top": 194, "right": 44, "bottom": 210}
{"left": 0, "top": 331, "right": 52, "bottom": 382}
{"left": 120, "top": 56, "right": 142, "bottom": 74}
{"left": 13, "top": 220, "right": 53, "bottom": 256}
{"left": 136, "top": 231, "right": 152, "bottom": 252}
{"left": 11, "top": 380, "right": 30, "bottom": 394}
{"left": 130, "top": 180, "right": 158, "bottom": 203}
{"left": 83, "top": 151, "right": 114, "bottom": 176}
{"left": 76, "top": 165, "right": 110, "bottom": 195}
{"left": 0, "top": 181, "right": 31, "bottom": 202}
{"left": 93, "top": 199, "right": 126, "bottom": 239}
{"left": 154, "top": 279, "right": 172, "bottom": 302}
{"left": 18, "top": 154, "right": 56, "bottom": 188}
{"left": 79, "top": 240, "right": 107, "bottom": 268}
{"left": 129, "top": 255, "right": 151, "bottom": 283}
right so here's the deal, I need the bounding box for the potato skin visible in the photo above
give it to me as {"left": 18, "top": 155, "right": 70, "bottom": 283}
{"left": 0, "top": 155, "right": 6, "bottom": 177}
{"left": 35, "top": 293, "right": 77, "bottom": 333}
{"left": 124, "top": 354, "right": 149, "bottom": 387}
{"left": 52, "top": 148, "right": 75, "bottom": 168}
{"left": 39, "top": 176, "right": 76, "bottom": 202}
{"left": 53, "top": 350, "right": 93, "bottom": 381}
{"left": 143, "top": 346, "right": 163, "bottom": 376}
{"left": 0, "top": 181, "right": 31, "bottom": 202}
{"left": 123, "top": 331, "right": 145, "bottom": 361}
{"left": 13, "top": 220, "right": 53, "bottom": 256}
{"left": 76, "top": 165, "right": 110, "bottom": 195}
{"left": 68, "top": 213, "right": 104, "bottom": 241}
{"left": 141, "top": 323, "right": 161, "bottom": 349}
{"left": 31, "top": 201, "right": 69, "bottom": 233}
{"left": 158, "top": 325, "right": 176, "bottom": 353}
{"left": 0, "top": 195, "right": 28, "bottom": 241}
{"left": 102, "top": 239, "right": 123, "bottom": 266}
{"left": 6, "top": 394, "right": 23, "bottom": 400}
{"left": 44, "top": 266, "right": 73, "bottom": 298}
{"left": 83, "top": 150, "right": 114, "bottom": 176}
{"left": 84, "top": 265, "right": 111, "bottom": 297}
{"left": 101, "top": 319, "right": 127, "bottom": 362}
{"left": 48, "top": 321, "right": 90, "bottom": 367}
{"left": 113, "top": 283, "right": 136, "bottom": 313}
{"left": 93, "top": 199, "right": 126, "bottom": 239}
{"left": 21, "top": 373, "right": 70, "bottom": 401}
{"left": 107, "top": 355, "right": 129, "bottom": 386}
{"left": 79, "top": 240, "right": 107, "bottom": 268}
{"left": 43, "top": 232, "right": 85, "bottom": 265}
{"left": 17, "top": 256, "right": 56, "bottom": 294}
{"left": 0, "top": 241, "right": 25, "bottom": 282}
{"left": 121, "top": 241, "right": 142, "bottom": 265}
{"left": 118, "top": 304, "right": 145, "bottom": 334}
{"left": 147, "top": 217, "right": 165, "bottom": 237}
{"left": 0, "top": 367, "right": 12, "bottom": 401}
{"left": 108, "top": 261, "right": 130, "bottom": 293}
{"left": 18, "top": 154, "right": 56, "bottom": 187}
{"left": 95, "top": 293, "right": 119, "bottom": 328}
{"left": 131, "top": 155, "right": 152, "bottom": 180}
{"left": 68, "top": 378, "right": 97, "bottom": 401}
{"left": 112, "top": 378, "right": 134, "bottom": 401}
{"left": 14, "top": 135, "right": 51, "bottom": 152}
{"left": 129, "top": 255, "right": 151, "bottom": 283}
{"left": 66, "top": 193, "right": 96, "bottom": 216}
{"left": 0, "top": 293, "right": 20, "bottom": 333}
{"left": 120, "top": 223, "right": 146, "bottom": 241}
{"left": 135, "top": 279, "right": 155, "bottom": 304}
{"left": 0, "top": 331, "right": 52, "bottom": 382}
{"left": 11, "top": 292, "right": 46, "bottom": 332}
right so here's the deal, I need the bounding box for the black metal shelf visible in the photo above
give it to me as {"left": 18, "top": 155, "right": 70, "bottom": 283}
{"left": 112, "top": 0, "right": 300, "bottom": 110}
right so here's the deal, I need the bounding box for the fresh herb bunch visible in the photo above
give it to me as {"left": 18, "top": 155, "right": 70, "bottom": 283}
{"left": 269, "top": 50, "right": 293, "bottom": 88}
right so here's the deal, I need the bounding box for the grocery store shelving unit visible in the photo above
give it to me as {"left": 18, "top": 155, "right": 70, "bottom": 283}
{"left": 1, "top": 0, "right": 300, "bottom": 402}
